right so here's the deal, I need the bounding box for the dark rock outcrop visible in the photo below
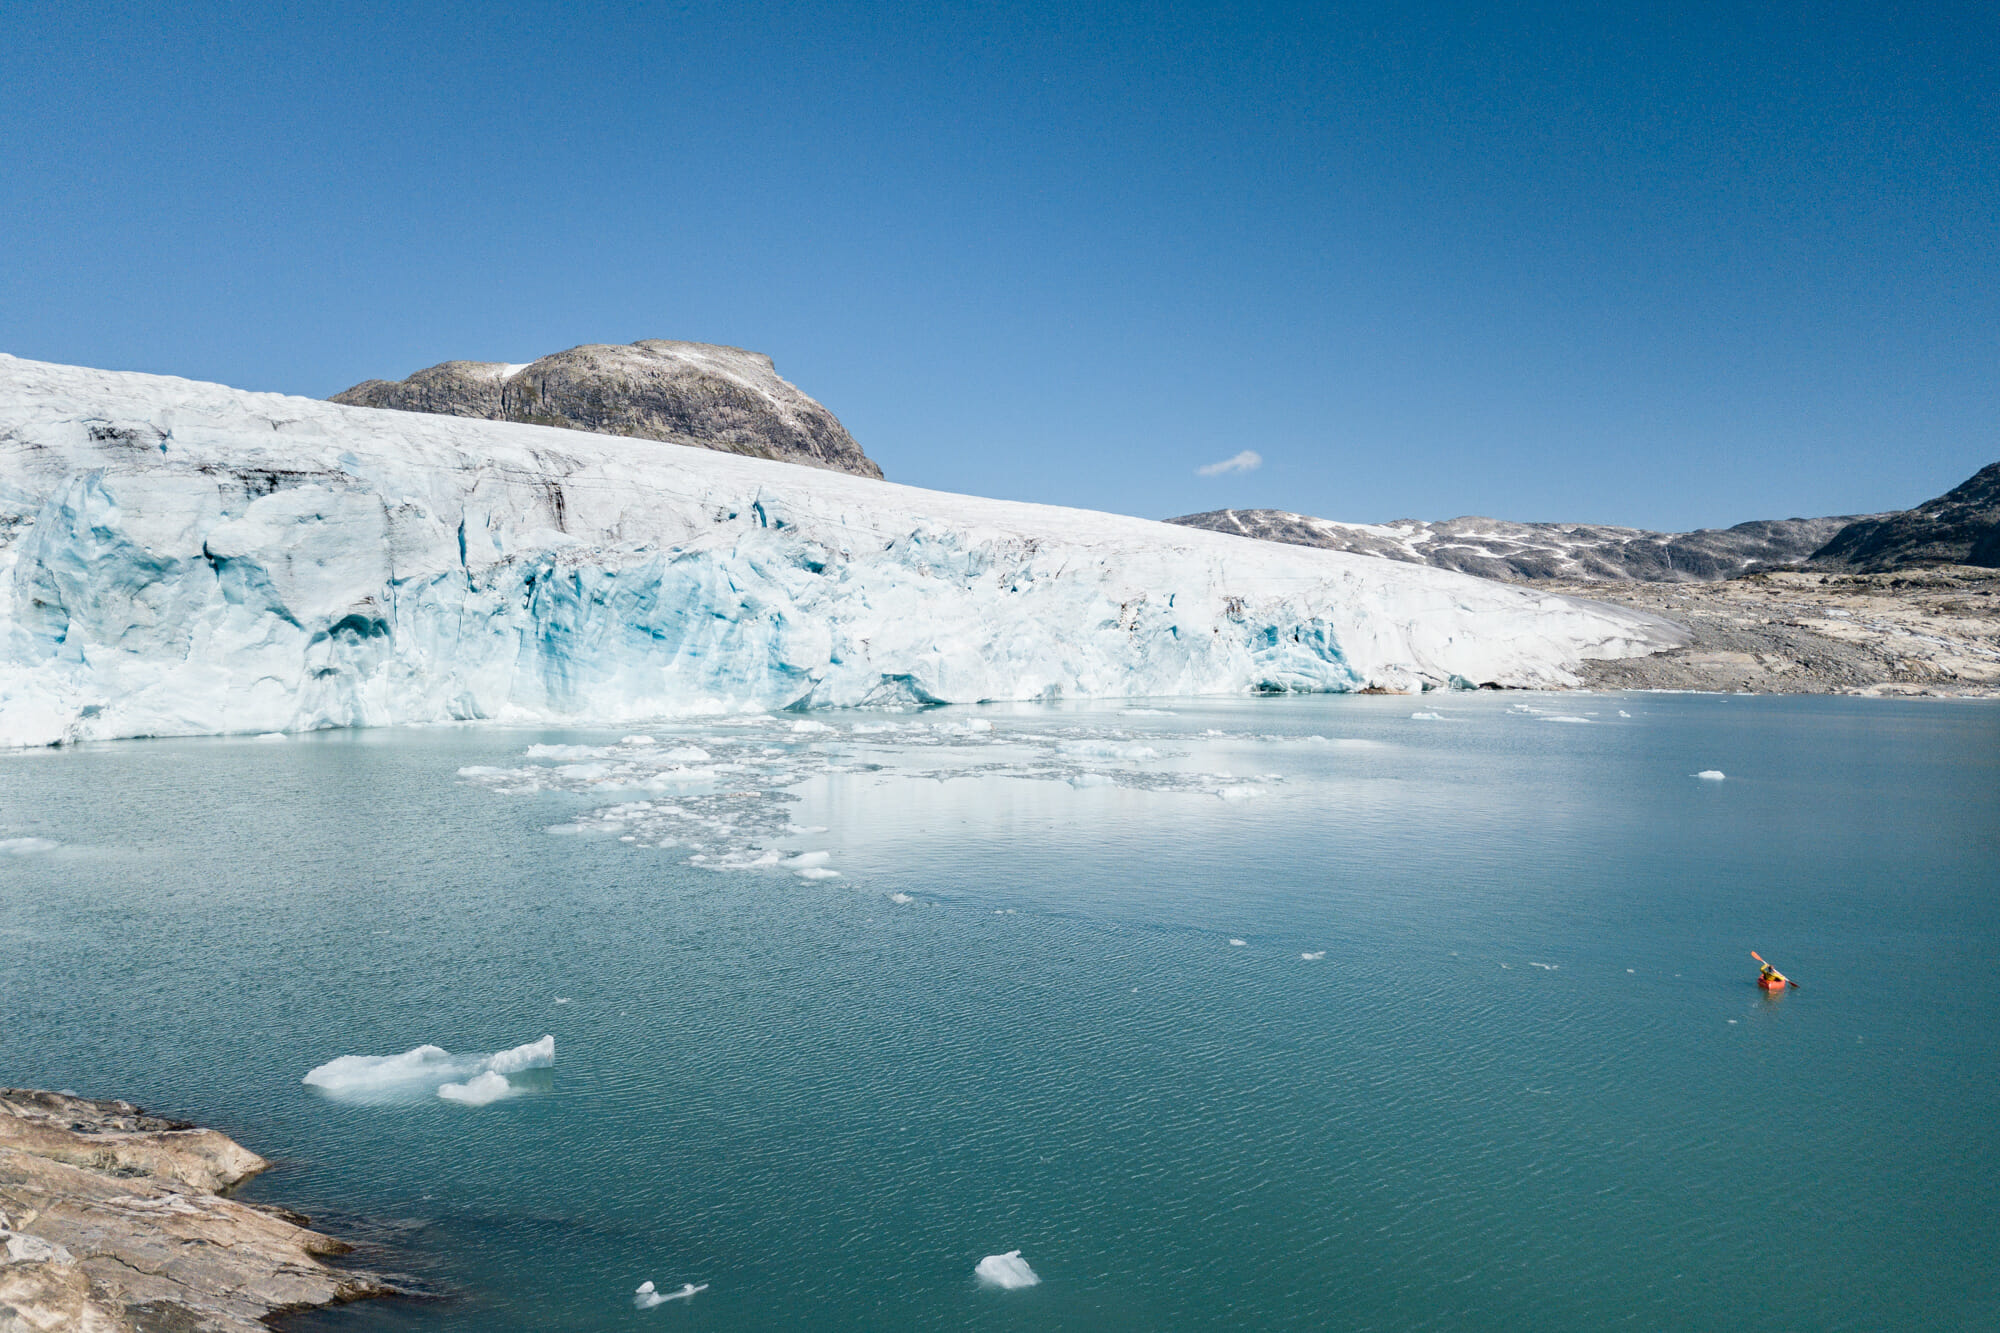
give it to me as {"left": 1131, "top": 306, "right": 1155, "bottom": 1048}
{"left": 1809, "top": 462, "right": 2000, "bottom": 572}
{"left": 333, "top": 339, "right": 882, "bottom": 479}
{"left": 0, "top": 1087, "right": 393, "bottom": 1332}
{"left": 1167, "top": 510, "right": 1870, "bottom": 583}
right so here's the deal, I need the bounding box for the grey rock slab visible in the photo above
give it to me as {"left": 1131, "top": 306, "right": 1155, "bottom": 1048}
{"left": 0, "top": 1088, "right": 394, "bottom": 1333}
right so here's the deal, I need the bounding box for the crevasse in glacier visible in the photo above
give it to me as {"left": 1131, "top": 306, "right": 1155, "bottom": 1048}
{"left": 0, "top": 355, "right": 1685, "bottom": 746}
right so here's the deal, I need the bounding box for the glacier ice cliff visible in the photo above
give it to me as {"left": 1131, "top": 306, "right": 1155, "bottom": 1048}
{"left": 0, "top": 355, "right": 1686, "bottom": 747}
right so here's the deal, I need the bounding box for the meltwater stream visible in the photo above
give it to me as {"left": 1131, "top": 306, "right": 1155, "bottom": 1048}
{"left": 3, "top": 693, "right": 1996, "bottom": 1329}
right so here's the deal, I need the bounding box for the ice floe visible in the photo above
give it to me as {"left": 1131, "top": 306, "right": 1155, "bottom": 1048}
{"left": 302, "top": 1035, "right": 554, "bottom": 1104}
{"left": 974, "top": 1251, "right": 1039, "bottom": 1289}
{"left": 0, "top": 837, "right": 59, "bottom": 855}
{"left": 635, "top": 1280, "right": 707, "bottom": 1308}
{"left": 1301, "top": 951, "right": 1326, "bottom": 961}
{"left": 1695, "top": 770, "right": 1726, "bottom": 781}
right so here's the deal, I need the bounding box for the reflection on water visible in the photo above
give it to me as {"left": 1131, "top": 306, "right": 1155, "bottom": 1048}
{"left": 2, "top": 693, "right": 1996, "bottom": 1330}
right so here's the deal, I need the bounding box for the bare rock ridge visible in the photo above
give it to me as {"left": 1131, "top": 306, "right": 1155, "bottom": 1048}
{"left": 1165, "top": 510, "right": 1869, "bottom": 583}
{"left": 1168, "top": 461, "right": 2000, "bottom": 582}
{"left": 332, "top": 339, "right": 883, "bottom": 479}
{"left": 1809, "top": 462, "right": 2000, "bottom": 573}
{"left": 0, "top": 1087, "right": 393, "bottom": 1332}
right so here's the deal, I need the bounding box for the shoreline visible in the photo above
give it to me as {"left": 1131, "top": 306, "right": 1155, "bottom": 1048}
{"left": 0, "top": 1087, "right": 394, "bottom": 1332}
{"left": 1559, "top": 566, "right": 2000, "bottom": 697}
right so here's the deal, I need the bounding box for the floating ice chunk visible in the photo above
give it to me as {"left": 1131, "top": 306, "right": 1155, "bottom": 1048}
{"left": 457, "top": 765, "right": 511, "bottom": 777}
{"left": 1058, "top": 740, "right": 1158, "bottom": 761}
{"left": 784, "top": 850, "right": 831, "bottom": 868}
{"left": 544, "top": 823, "right": 592, "bottom": 836}
{"left": 1618, "top": 710, "right": 1632, "bottom": 718}
{"left": 1301, "top": 951, "right": 1325, "bottom": 961}
{"left": 0, "top": 837, "right": 59, "bottom": 855}
{"left": 254, "top": 731, "right": 288, "bottom": 742}
{"left": 1216, "top": 785, "right": 1262, "bottom": 801}
{"left": 888, "top": 892, "right": 915, "bottom": 904}
{"left": 304, "top": 1036, "right": 553, "bottom": 1102}
{"left": 303, "top": 1045, "right": 465, "bottom": 1096}
{"left": 1529, "top": 962, "right": 1558, "bottom": 970}
{"left": 1694, "top": 770, "right": 1726, "bottom": 780}
{"left": 437, "top": 1071, "right": 514, "bottom": 1105}
{"left": 1410, "top": 711, "right": 1443, "bottom": 721}
{"left": 1543, "top": 716, "right": 1593, "bottom": 724}
{"left": 555, "top": 996, "right": 573, "bottom": 1004}
{"left": 1067, "top": 772, "right": 1114, "bottom": 788}
{"left": 1229, "top": 938, "right": 1247, "bottom": 947}
{"left": 790, "top": 719, "right": 832, "bottom": 734}
{"left": 974, "top": 1251, "right": 1039, "bottom": 1289}
{"left": 621, "top": 735, "right": 657, "bottom": 745}
{"left": 636, "top": 1280, "right": 708, "bottom": 1307}
{"left": 526, "top": 744, "right": 610, "bottom": 760}
{"left": 660, "top": 745, "right": 711, "bottom": 761}
{"left": 1120, "top": 708, "right": 1176, "bottom": 715}
{"left": 795, "top": 866, "right": 841, "bottom": 880}
{"left": 485, "top": 1035, "right": 555, "bottom": 1074}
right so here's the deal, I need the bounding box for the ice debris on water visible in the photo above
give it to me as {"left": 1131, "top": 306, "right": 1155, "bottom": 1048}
{"left": 456, "top": 714, "right": 1285, "bottom": 873}
{"left": 0, "top": 837, "right": 59, "bottom": 855}
{"left": 888, "top": 892, "right": 915, "bottom": 904}
{"left": 1229, "top": 938, "right": 1247, "bottom": 946}
{"left": 1695, "top": 770, "right": 1726, "bottom": 781}
{"left": 1301, "top": 951, "right": 1325, "bottom": 961}
{"left": 302, "top": 1035, "right": 554, "bottom": 1104}
{"left": 636, "top": 1281, "right": 707, "bottom": 1308}
{"left": 254, "top": 732, "right": 288, "bottom": 742}
{"left": 974, "top": 1251, "right": 1039, "bottom": 1289}
{"left": 1410, "top": 711, "right": 1443, "bottom": 721}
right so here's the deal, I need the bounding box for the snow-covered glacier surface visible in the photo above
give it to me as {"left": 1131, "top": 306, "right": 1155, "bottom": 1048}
{"left": 0, "top": 355, "right": 1685, "bottom": 746}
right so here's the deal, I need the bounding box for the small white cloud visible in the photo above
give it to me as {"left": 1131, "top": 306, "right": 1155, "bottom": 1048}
{"left": 1196, "top": 449, "right": 1262, "bottom": 477}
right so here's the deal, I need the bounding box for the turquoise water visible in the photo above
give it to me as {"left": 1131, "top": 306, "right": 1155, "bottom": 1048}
{"left": 2, "top": 693, "right": 1996, "bottom": 1330}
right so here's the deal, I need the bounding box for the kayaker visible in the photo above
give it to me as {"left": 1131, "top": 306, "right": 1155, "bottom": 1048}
{"left": 1759, "top": 963, "right": 1780, "bottom": 985}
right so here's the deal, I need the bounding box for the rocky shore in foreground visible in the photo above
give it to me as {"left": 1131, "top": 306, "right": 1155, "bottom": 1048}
{"left": 1562, "top": 566, "right": 2000, "bottom": 696}
{"left": 0, "top": 1088, "right": 391, "bottom": 1333}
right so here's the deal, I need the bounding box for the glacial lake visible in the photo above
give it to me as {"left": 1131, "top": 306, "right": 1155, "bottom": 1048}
{"left": 3, "top": 692, "right": 1996, "bottom": 1330}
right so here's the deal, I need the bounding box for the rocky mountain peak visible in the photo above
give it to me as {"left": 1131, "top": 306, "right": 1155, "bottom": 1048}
{"left": 332, "top": 339, "right": 881, "bottom": 479}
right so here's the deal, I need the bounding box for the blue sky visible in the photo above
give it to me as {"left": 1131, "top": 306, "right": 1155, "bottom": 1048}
{"left": 3, "top": 1, "right": 1993, "bottom": 530}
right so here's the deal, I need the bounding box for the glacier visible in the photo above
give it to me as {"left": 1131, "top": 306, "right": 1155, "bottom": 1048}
{"left": 0, "top": 355, "right": 1685, "bottom": 747}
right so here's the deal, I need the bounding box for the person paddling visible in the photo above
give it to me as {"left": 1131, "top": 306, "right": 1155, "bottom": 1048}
{"left": 1752, "top": 951, "right": 1797, "bottom": 990}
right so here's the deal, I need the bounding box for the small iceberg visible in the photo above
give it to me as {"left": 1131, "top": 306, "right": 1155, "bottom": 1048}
{"left": 636, "top": 1280, "right": 708, "bottom": 1308}
{"left": 975, "top": 1250, "right": 1039, "bottom": 1289}
{"left": 1695, "top": 770, "right": 1726, "bottom": 781}
{"left": 302, "top": 1035, "right": 554, "bottom": 1104}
